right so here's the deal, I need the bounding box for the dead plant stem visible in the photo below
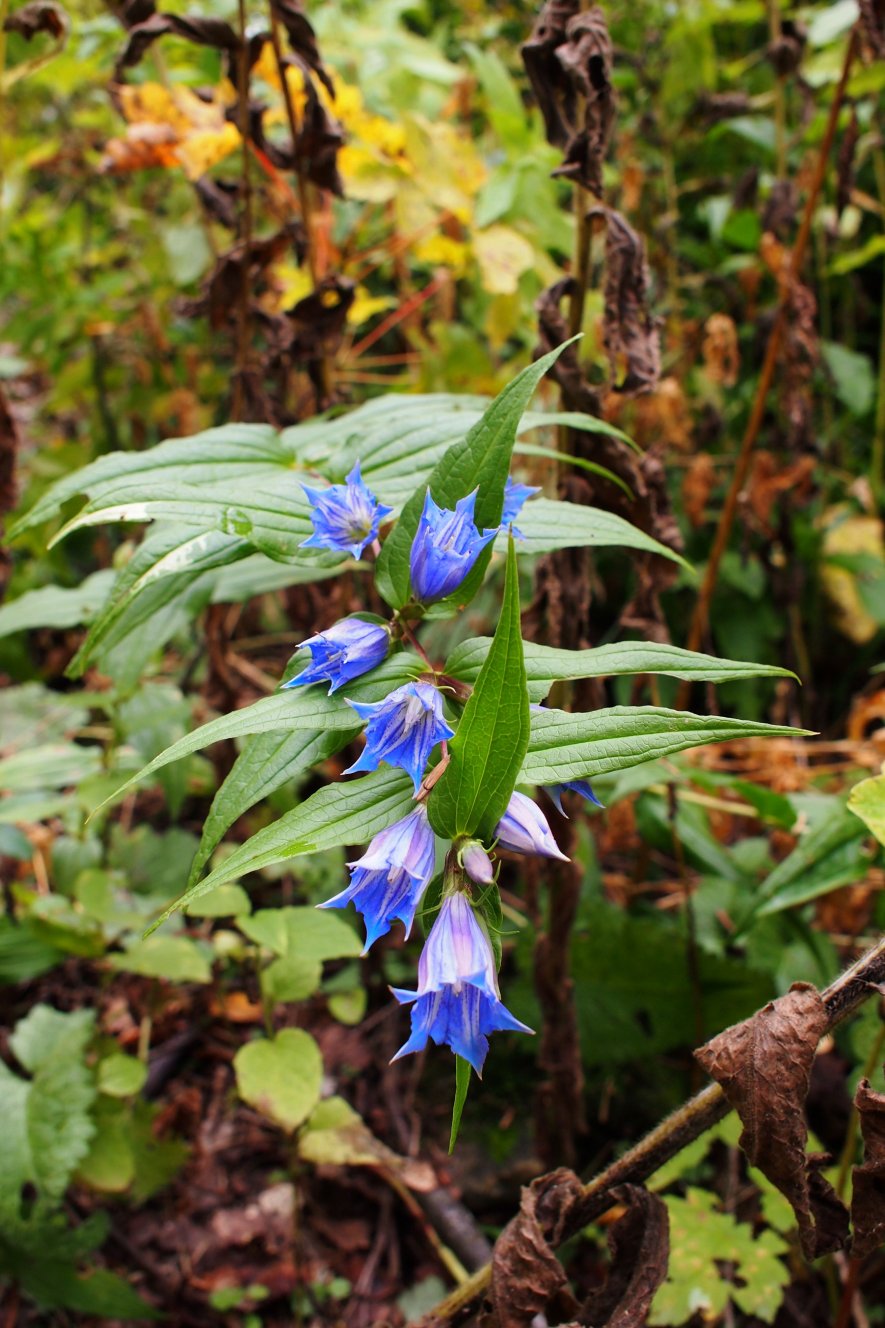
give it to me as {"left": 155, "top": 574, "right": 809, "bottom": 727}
{"left": 418, "top": 929, "right": 885, "bottom": 1326}
{"left": 677, "top": 28, "right": 858, "bottom": 702}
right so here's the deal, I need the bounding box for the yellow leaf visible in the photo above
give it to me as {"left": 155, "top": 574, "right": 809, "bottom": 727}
{"left": 820, "top": 507, "right": 885, "bottom": 645}
{"left": 474, "top": 224, "right": 535, "bottom": 295}
{"left": 175, "top": 123, "right": 241, "bottom": 181}
{"left": 348, "top": 288, "right": 396, "bottom": 326}
{"left": 414, "top": 233, "right": 470, "bottom": 276}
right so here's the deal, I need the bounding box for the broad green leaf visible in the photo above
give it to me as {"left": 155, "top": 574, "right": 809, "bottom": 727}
{"left": 0, "top": 571, "right": 115, "bottom": 638}
{"left": 510, "top": 498, "right": 690, "bottom": 567}
{"left": 650, "top": 1189, "right": 789, "bottom": 1325}
{"left": 446, "top": 637, "right": 797, "bottom": 702}
{"left": 511, "top": 441, "right": 633, "bottom": 497}
{"left": 108, "top": 936, "right": 212, "bottom": 983}
{"left": 262, "top": 955, "right": 323, "bottom": 1003}
{"left": 848, "top": 774, "right": 885, "bottom": 845}
{"left": 0, "top": 743, "right": 102, "bottom": 794}
{"left": 234, "top": 1028, "right": 322, "bottom": 1132}
{"left": 520, "top": 707, "right": 810, "bottom": 784}
{"left": 94, "top": 653, "right": 420, "bottom": 815}
{"left": 375, "top": 339, "right": 576, "bottom": 610}
{"left": 185, "top": 883, "right": 252, "bottom": 917}
{"left": 429, "top": 536, "right": 529, "bottom": 840}
{"left": 97, "top": 1054, "right": 148, "bottom": 1098}
{"left": 154, "top": 767, "right": 415, "bottom": 923}
{"left": 738, "top": 800, "right": 871, "bottom": 927}
{"left": 9, "top": 423, "right": 284, "bottom": 538}
{"left": 238, "top": 906, "right": 362, "bottom": 962}
{"left": 186, "top": 726, "right": 359, "bottom": 888}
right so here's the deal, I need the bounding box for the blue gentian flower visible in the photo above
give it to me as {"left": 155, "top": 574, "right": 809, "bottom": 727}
{"left": 344, "top": 681, "right": 454, "bottom": 790}
{"left": 391, "top": 892, "right": 532, "bottom": 1074}
{"left": 548, "top": 780, "right": 604, "bottom": 815}
{"left": 501, "top": 476, "right": 540, "bottom": 537}
{"left": 301, "top": 462, "right": 392, "bottom": 559}
{"left": 495, "top": 790, "right": 569, "bottom": 861}
{"left": 409, "top": 489, "right": 498, "bottom": 605}
{"left": 282, "top": 617, "right": 389, "bottom": 693}
{"left": 319, "top": 806, "right": 435, "bottom": 951}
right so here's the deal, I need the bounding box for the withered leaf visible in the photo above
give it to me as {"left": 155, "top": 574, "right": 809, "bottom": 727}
{"left": 580, "top": 1184, "right": 669, "bottom": 1328}
{"left": 490, "top": 1168, "right": 584, "bottom": 1328}
{"left": 766, "top": 18, "right": 806, "bottom": 78}
{"left": 250, "top": 66, "right": 344, "bottom": 195}
{"left": 116, "top": 11, "right": 240, "bottom": 76}
{"left": 522, "top": 2, "right": 614, "bottom": 196}
{"left": 851, "top": 1076, "right": 885, "bottom": 1259}
{"left": 696, "top": 982, "right": 850, "bottom": 1260}
{"left": 3, "top": 0, "right": 66, "bottom": 39}
{"left": 194, "top": 176, "right": 240, "bottom": 230}
{"left": 598, "top": 209, "right": 661, "bottom": 396}
{"left": 0, "top": 387, "right": 19, "bottom": 517}
{"left": 269, "top": 0, "right": 333, "bottom": 96}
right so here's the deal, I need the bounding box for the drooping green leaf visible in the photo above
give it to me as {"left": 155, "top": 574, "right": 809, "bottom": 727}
{"left": 510, "top": 498, "right": 690, "bottom": 566}
{"left": 93, "top": 653, "right": 420, "bottom": 815}
{"left": 429, "top": 535, "right": 529, "bottom": 840}
{"left": 153, "top": 767, "right": 415, "bottom": 924}
{"left": 449, "top": 1056, "right": 472, "bottom": 1154}
{"left": 186, "top": 726, "right": 360, "bottom": 888}
{"left": 737, "top": 799, "right": 872, "bottom": 927}
{"left": 234, "top": 1029, "right": 322, "bottom": 1132}
{"left": 520, "top": 707, "right": 810, "bottom": 784}
{"left": 446, "top": 637, "right": 797, "bottom": 702}
{"left": 375, "top": 338, "right": 577, "bottom": 610}
{"left": 0, "top": 571, "right": 115, "bottom": 638}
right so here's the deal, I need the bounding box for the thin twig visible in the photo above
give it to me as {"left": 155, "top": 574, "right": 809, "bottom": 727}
{"left": 677, "top": 28, "right": 859, "bottom": 703}
{"left": 418, "top": 930, "right": 885, "bottom": 1328}
{"left": 231, "top": 0, "right": 254, "bottom": 421}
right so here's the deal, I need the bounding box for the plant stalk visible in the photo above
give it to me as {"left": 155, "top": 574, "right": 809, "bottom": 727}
{"left": 677, "top": 28, "right": 858, "bottom": 701}
{"left": 418, "top": 929, "right": 885, "bottom": 1327}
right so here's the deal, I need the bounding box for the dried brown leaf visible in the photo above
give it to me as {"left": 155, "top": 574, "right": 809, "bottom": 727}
{"left": 580, "top": 1184, "right": 669, "bottom": 1328}
{"left": 269, "top": 0, "right": 333, "bottom": 95}
{"left": 851, "top": 1076, "right": 885, "bottom": 1258}
{"left": 683, "top": 453, "right": 716, "bottom": 529}
{"left": 598, "top": 210, "right": 661, "bottom": 396}
{"left": 116, "top": 10, "right": 240, "bottom": 77}
{"left": 490, "top": 1168, "right": 584, "bottom": 1328}
{"left": 3, "top": 0, "right": 66, "bottom": 39}
{"left": 522, "top": 2, "right": 614, "bottom": 195}
{"left": 695, "top": 983, "right": 850, "bottom": 1259}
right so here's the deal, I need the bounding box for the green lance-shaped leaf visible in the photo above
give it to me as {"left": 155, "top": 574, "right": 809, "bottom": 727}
{"left": 428, "top": 534, "right": 529, "bottom": 841}
{"left": 375, "top": 337, "right": 578, "bottom": 611}
{"left": 520, "top": 707, "right": 812, "bottom": 785}
{"left": 150, "top": 767, "right": 415, "bottom": 928}
{"left": 92, "top": 653, "right": 421, "bottom": 816}
{"left": 446, "top": 638, "right": 798, "bottom": 702}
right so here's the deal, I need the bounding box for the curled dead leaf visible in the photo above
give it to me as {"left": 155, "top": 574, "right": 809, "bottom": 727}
{"left": 490, "top": 1168, "right": 584, "bottom": 1328}
{"left": 852, "top": 1076, "right": 885, "bottom": 1258}
{"left": 3, "top": 0, "right": 67, "bottom": 39}
{"left": 695, "top": 982, "right": 850, "bottom": 1260}
{"left": 580, "top": 1184, "right": 669, "bottom": 1328}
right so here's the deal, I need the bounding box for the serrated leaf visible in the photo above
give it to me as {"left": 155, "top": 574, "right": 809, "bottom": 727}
{"left": 234, "top": 1029, "right": 322, "bottom": 1132}
{"left": 10, "top": 1005, "right": 95, "bottom": 1073}
{"left": 154, "top": 767, "right": 415, "bottom": 924}
{"left": 446, "top": 637, "right": 797, "bottom": 702}
{"left": 429, "top": 535, "right": 529, "bottom": 840}
{"left": 375, "top": 339, "right": 577, "bottom": 610}
{"left": 520, "top": 707, "right": 810, "bottom": 784}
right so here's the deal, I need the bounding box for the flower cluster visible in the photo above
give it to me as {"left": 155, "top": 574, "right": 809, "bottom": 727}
{"left": 283, "top": 463, "right": 601, "bottom": 1072}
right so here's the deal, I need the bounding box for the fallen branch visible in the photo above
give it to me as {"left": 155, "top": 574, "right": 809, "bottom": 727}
{"left": 418, "top": 931, "right": 885, "bottom": 1328}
